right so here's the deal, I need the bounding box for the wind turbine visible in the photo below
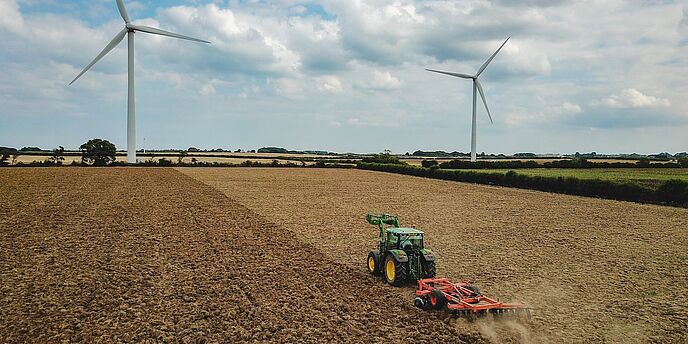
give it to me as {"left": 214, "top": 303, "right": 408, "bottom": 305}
{"left": 427, "top": 37, "right": 509, "bottom": 162}
{"left": 70, "top": 0, "right": 210, "bottom": 164}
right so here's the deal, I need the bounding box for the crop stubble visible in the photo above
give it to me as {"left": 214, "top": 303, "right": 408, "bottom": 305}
{"left": 0, "top": 168, "right": 480, "bottom": 343}
{"left": 180, "top": 168, "right": 688, "bottom": 344}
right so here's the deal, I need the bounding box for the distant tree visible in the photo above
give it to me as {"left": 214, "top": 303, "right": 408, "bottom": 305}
{"left": 191, "top": 157, "right": 198, "bottom": 164}
{"left": 50, "top": 146, "right": 65, "bottom": 165}
{"left": 636, "top": 157, "right": 651, "bottom": 167}
{"left": 80, "top": 139, "right": 116, "bottom": 166}
{"left": 188, "top": 147, "right": 200, "bottom": 152}
{"left": 178, "top": 150, "right": 188, "bottom": 164}
{"left": 20, "top": 146, "right": 42, "bottom": 152}
{"left": 571, "top": 156, "right": 588, "bottom": 166}
{"left": 258, "top": 147, "right": 290, "bottom": 154}
{"left": 11, "top": 152, "right": 20, "bottom": 165}
{"left": 235, "top": 149, "right": 242, "bottom": 153}
{"left": 0, "top": 147, "right": 18, "bottom": 166}
{"left": 678, "top": 157, "right": 688, "bottom": 168}
{"left": 361, "top": 152, "right": 406, "bottom": 165}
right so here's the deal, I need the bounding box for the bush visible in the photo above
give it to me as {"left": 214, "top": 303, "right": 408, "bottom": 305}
{"left": 421, "top": 160, "right": 439, "bottom": 168}
{"left": 361, "top": 153, "right": 406, "bottom": 165}
{"left": 679, "top": 157, "right": 688, "bottom": 168}
{"left": 656, "top": 180, "right": 688, "bottom": 206}
{"left": 439, "top": 159, "right": 540, "bottom": 169}
{"left": 50, "top": 146, "right": 65, "bottom": 165}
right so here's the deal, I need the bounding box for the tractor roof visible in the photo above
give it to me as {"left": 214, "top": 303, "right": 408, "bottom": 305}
{"left": 388, "top": 227, "right": 424, "bottom": 235}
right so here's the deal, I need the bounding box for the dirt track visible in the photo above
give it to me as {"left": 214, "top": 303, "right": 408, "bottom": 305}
{"left": 0, "top": 168, "right": 480, "bottom": 343}
{"left": 180, "top": 168, "right": 688, "bottom": 343}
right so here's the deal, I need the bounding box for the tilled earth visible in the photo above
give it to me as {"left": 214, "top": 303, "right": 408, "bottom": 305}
{"left": 0, "top": 168, "right": 481, "bottom": 343}
{"left": 180, "top": 168, "right": 688, "bottom": 344}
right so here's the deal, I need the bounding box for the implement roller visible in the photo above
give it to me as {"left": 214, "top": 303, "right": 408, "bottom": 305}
{"left": 414, "top": 278, "right": 530, "bottom": 319}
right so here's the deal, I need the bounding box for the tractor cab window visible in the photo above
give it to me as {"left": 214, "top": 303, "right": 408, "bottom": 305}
{"left": 399, "top": 234, "right": 423, "bottom": 250}
{"left": 388, "top": 233, "right": 399, "bottom": 247}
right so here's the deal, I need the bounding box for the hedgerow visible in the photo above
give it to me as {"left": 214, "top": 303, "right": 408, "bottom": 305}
{"left": 357, "top": 162, "right": 688, "bottom": 207}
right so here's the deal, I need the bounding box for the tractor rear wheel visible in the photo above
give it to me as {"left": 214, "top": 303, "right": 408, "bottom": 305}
{"left": 422, "top": 260, "right": 436, "bottom": 278}
{"left": 384, "top": 254, "right": 407, "bottom": 286}
{"left": 367, "top": 251, "right": 381, "bottom": 276}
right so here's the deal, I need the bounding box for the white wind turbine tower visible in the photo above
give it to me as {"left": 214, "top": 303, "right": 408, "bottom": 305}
{"left": 70, "top": 0, "right": 210, "bottom": 163}
{"left": 427, "top": 37, "right": 510, "bottom": 162}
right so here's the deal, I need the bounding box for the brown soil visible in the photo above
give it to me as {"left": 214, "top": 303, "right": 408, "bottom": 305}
{"left": 0, "top": 168, "right": 482, "bottom": 343}
{"left": 180, "top": 168, "right": 688, "bottom": 344}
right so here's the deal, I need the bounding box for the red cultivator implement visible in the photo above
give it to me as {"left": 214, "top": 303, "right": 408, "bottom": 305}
{"left": 414, "top": 278, "right": 530, "bottom": 318}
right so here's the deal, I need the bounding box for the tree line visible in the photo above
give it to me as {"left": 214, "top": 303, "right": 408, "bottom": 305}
{"left": 1, "top": 139, "right": 117, "bottom": 166}
{"left": 422, "top": 157, "right": 688, "bottom": 169}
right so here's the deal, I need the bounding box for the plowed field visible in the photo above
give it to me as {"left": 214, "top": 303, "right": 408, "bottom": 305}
{"left": 180, "top": 168, "right": 688, "bottom": 344}
{"left": 0, "top": 168, "right": 480, "bottom": 343}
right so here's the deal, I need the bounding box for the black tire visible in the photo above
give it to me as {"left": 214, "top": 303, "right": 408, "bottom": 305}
{"left": 383, "top": 254, "right": 407, "bottom": 286}
{"left": 422, "top": 260, "right": 436, "bottom": 278}
{"left": 367, "top": 251, "right": 381, "bottom": 276}
{"left": 429, "top": 288, "right": 447, "bottom": 309}
{"left": 464, "top": 284, "right": 481, "bottom": 303}
{"left": 465, "top": 284, "right": 481, "bottom": 296}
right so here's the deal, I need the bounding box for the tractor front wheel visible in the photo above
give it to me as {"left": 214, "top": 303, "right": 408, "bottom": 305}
{"left": 384, "top": 255, "right": 407, "bottom": 286}
{"left": 367, "top": 251, "right": 381, "bottom": 276}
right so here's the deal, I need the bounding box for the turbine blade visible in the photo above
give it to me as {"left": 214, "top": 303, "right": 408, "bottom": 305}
{"left": 116, "top": 0, "right": 130, "bottom": 23}
{"left": 131, "top": 25, "right": 211, "bottom": 44}
{"left": 475, "top": 80, "right": 493, "bottom": 124}
{"left": 69, "top": 29, "right": 127, "bottom": 85}
{"left": 476, "top": 37, "right": 510, "bottom": 76}
{"left": 425, "top": 69, "right": 473, "bottom": 79}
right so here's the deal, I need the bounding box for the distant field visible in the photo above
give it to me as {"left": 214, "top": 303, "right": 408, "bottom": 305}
{"left": 466, "top": 168, "right": 688, "bottom": 188}
{"left": 11, "top": 155, "right": 314, "bottom": 166}
{"left": 400, "top": 158, "right": 663, "bottom": 166}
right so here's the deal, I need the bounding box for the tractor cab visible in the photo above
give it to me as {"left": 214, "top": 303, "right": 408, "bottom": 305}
{"left": 386, "top": 228, "right": 424, "bottom": 251}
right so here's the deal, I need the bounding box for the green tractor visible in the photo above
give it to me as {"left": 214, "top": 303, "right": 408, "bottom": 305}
{"left": 366, "top": 213, "right": 436, "bottom": 286}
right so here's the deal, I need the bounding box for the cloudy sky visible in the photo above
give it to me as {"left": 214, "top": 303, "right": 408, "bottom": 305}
{"left": 1, "top": 0, "right": 687, "bottom": 154}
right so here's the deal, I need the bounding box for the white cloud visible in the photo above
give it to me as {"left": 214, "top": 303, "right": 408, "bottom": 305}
{"left": 679, "top": 7, "right": 688, "bottom": 34}
{"left": 346, "top": 116, "right": 398, "bottom": 127}
{"left": 315, "top": 75, "right": 343, "bottom": 93}
{"left": 0, "top": 0, "right": 23, "bottom": 33}
{"left": 271, "top": 78, "right": 304, "bottom": 99}
{"left": 357, "top": 70, "right": 402, "bottom": 90}
{"left": 200, "top": 83, "right": 216, "bottom": 96}
{"left": 593, "top": 89, "right": 671, "bottom": 109}
{"left": 562, "top": 102, "right": 581, "bottom": 113}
